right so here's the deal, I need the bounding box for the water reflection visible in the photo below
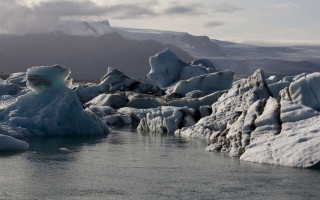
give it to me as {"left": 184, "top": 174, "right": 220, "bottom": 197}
{"left": 25, "top": 135, "right": 107, "bottom": 154}
{"left": 0, "top": 150, "right": 26, "bottom": 157}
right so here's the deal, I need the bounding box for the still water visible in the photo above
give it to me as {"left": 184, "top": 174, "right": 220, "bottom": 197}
{"left": 1, "top": 128, "right": 320, "bottom": 200}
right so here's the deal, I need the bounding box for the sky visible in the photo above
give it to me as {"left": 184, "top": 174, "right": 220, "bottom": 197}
{"left": 0, "top": 0, "right": 319, "bottom": 45}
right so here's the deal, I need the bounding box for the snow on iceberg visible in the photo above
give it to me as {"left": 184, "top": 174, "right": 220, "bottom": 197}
{"left": 0, "top": 134, "right": 29, "bottom": 151}
{"left": 0, "top": 65, "right": 108, "bottom": 137}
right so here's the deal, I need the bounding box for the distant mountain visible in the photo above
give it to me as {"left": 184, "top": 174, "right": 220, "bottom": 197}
{"left": 0, "top": 32, "right": 192, "bottom": 80}
{"left": 1, "top": 19, "right": 320, "bottom": 80}
{"left": 54, "top": 20, "right": 320, "bottom": 78}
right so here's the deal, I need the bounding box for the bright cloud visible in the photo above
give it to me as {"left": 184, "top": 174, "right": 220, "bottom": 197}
{"left": 0, "top": 0, "right": 319, "bottom": 45}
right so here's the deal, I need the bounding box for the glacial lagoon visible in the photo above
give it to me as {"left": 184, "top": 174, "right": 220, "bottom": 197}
{"left": 1, "top": 128, "right": 319, "bottom": 200}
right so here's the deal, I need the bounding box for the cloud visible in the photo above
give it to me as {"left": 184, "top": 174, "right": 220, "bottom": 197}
{"left": 0, "top": 0, "right": 156, "bottom": 34}
{"left": 164, "top": 5, "right": 199, "bottom": 15}
{"left": 213, "top": 3, "right": 243, "bottom": 13}
{"left": 106, "top": 4, "right": 156, "bottom": 19}
{"left": 263, "top": 3, "right": 298, "bottom": 11}
{"left": 204, "top": 21, "right": 224, "bottom": 27}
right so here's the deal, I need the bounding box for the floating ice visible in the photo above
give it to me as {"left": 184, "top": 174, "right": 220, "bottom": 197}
{"left": 138, "top": 106, "right": 195, "bottom": 133}
{"left": 0, "top": 65, "right": 108, "bottom": 137}
{"left": 185, "top": 90, "right": 206, "bottom": 98}
{"left": 146, "top": 49, "right": 217, "bottom": 88}
{"left": 26, "top": 65, "right": 72, "bottom": 93}
{"left": 86, "top": 93, "right": 128, "bottom": 109}
{"left": 0, "top": 84, "right": 21, "bottom": 97}
{"left": 239, "top": 98, "right": 320, "bottom": 168}
{"left": 6, "top": 72, "right": 27, "bottom": 87}
{"left": 76, "top": 67, "right": 160, "bottom": 103}
{"left": 0, "top": 134, "right": 29, "bottom": 151}
{"left": 126, "top": 90, "right": 225, "bottom": 109}
{"left": 176, "top": 69, "right": 271, "bottom": 138}
{"left": 0, "top": 78, "right": 5, "bottom": 85}
{"left": 268, "top": 81, "right": 291, "bottom": 98}
{"left": 289, "top": 72, "right": 320, "bottom": 111}
{"left": 180, "top": 65, "right": 216, "bottom": 80}
{"left": 191, "top": 59, "right": 216, "bottom": 69}
{"left": 172, "top": 71, "right": 234, "bottom": 96}
{"left": 147, "top": 48, "right": 185, "bottom": 88}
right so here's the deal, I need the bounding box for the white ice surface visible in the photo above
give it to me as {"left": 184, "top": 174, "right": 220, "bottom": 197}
{"left": 240, "top": 98, "right": 320, "bottom": 168}
{"left": 289, "top": 72, "right": 320, "bottom": 110}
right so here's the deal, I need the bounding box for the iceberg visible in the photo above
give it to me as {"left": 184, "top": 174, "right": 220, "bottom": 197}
{"left": 0, "top": 65, "right": 108, "bottom": 137}
{"left": 0, "top": 78, "right": 5, "bottom": 85}
{"left": 191, "top": 59, "right": 216, "bottom": 69}
{"left": 126, "top": 90, "right": 225, "bottom": 109}
{"left": 0, "top": 84, "right": 21, "bottom": 97}
{"left": 171, "top": 71, "right": 234, "bottom": 96}
{"left": 85, "top": 93, "right": 128, "bottom": 109}
{"left": 147, "top": 48, "right": 185, "bottom": 88}
{"left": 175, "top": 69, "right": 271, "bottom": 138}
{"left": 179, "top": 65, "right": 217, "bottom": 80}
{"left": 268, "top": 81, "right": 291, "bottom": 98}
{"left": 6, "top": 72, "right": 27, "bottom": 87}
{"left": 289, "top": 72, "right": 320, "bottom": 111}
{"left": 76, "top": 67, "right": 161, "bottom": 103}
{"left": 146, "top": 49, "right": 217, "bottom": 88}
{"left": 0, "top": 134, "right": 29, "bottom": 151}
{"left": 185, "top": 90, "right": 206, "bottom": 98}
{"left": 1, "top": 48, "right": 319, "bottom": 168}
{"left": 239, "top": 98, "right": 320, "bottom": 168}
{"left": 137, "top": 106, "right": 195, "bottom": 133}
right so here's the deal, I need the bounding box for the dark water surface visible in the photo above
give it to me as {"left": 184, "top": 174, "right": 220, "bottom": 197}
{"left": 1, "top": 128, "right": 319, "bottom": 200}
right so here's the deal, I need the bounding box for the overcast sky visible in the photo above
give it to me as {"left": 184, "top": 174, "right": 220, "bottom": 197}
{"left": 1, "top": 0, "right": 319, "bottom": 45}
